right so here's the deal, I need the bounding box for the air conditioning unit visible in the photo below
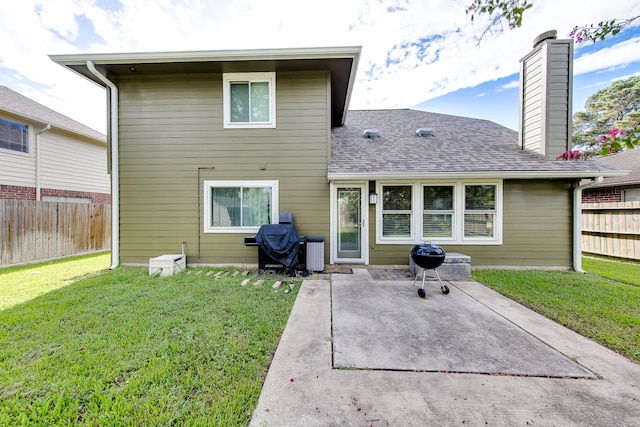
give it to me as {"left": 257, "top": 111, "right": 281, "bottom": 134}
{"left": 149, "top": 254, "right": 186, "bottom": 276}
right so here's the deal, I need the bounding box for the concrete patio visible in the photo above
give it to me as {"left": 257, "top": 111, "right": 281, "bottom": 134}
{"left": 250, "top": 269, "right": 640, "bottom": 426}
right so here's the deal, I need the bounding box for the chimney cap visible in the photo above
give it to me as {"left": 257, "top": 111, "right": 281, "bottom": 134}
{"left": 533, "top": 30, "right": 557, "bottom": 48}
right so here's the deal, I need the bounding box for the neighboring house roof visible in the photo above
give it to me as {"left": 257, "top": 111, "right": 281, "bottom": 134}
{"left": 50, "top": 46, "right": 361, "bottom": 127}
{"left": 329, "top": 109, "right": 624, "bottom": 180}
{"left": 0, "top": 86, "right": 105, "bottom": 143}
{"left": 587, "top": 148, "right": 640, "bottom": 188}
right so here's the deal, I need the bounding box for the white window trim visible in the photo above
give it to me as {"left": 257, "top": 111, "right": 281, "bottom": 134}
{"left": 378, "top": 183, "right": 415, "bottom": 243}
{"left": 203, "top": 180, "right": 279, "bottom": 233}
{"left": 461, "top": 182, "right": 502, "bottom": 243}
{"left": 420, "top": 182, "right": 457, "bottom": 242}
{"left": 376, "top": 180, "right": 503, "bottom": 245}
{"left": 223, "top": 72, "right": 276, "bottom": 129}
{"left": 0, "top": 117, "right": 30, "bottom": 155}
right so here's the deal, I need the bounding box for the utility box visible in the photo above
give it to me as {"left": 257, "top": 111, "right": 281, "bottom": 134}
{"left": 306, "top": 236, "right": 325, "bottom": 272}
{"left": 149, "top": 254, "right": 186, "bottom": 277}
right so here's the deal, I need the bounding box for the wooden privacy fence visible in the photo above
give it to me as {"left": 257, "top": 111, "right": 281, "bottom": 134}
{"left": 582, "top": 201, "right": 640, "bottom": 261}
{"left": 0, "top": 200, "right": 111, "bottom": 266}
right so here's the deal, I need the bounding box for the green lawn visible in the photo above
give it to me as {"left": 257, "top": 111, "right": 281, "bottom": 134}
{"left": 582, "top": 255, "right": 640, "bottom": 287}
{"left": 472, "top": 256, "right": 640, "bottom": 363}
{"left": 0, "top": 252, "right": 111, "bottom": 310}
{"left": 3, "top": 253, "right": 639, "bottom": 424}
{"left": 0, "top": 264, "right": 300, "bottom": 426}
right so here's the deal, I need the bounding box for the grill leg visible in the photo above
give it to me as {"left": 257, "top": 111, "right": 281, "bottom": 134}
{"left": 433, "top": 268, "right": 443, "bottom": 288}
{"left": 414, "top": 266, "right": 450, "bottom": 296}
{"left": 412, "top": 267, "right": 427, "bottom": 290}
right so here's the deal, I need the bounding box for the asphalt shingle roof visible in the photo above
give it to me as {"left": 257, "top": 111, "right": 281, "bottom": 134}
{"left": 589, "top": 148, "right": 640, "bottom": 187}
{"left": 329, "top": 109, "right": 620, "bottom": 178}
{"left": 0, "top": 86, "right": 105, "bottom": 143}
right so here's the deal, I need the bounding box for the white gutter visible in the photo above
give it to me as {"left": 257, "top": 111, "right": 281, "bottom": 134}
{"left": 573, "top": 176, "right": 603, "bottom": 273}
{"left": 35, "top": 124, "right": 51, "bottom": 201}
{"left": 328, "top": 170, "right": 628, "bottom": 181}
{"left": 86, "top": 60, "right": 119, "bottom": 270}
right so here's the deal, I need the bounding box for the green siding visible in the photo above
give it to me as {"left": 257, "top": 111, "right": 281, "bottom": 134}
{"left": 117, "top": 72, "right": 331, "bottom": 264}
{"left": 368, "top": 179, "right": 574, "bottom": 267}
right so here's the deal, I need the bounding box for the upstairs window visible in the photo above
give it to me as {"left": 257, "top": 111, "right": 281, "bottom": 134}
{"left": 223, "top": 72, "right": 276, "bottom": 128}
{"left": 0, "top": 117, "right": 28, "bottom": 153}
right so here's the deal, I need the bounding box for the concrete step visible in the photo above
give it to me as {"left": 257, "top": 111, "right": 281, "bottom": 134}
{"left": 410, "top": 252, "right": 471, "bottom": 279}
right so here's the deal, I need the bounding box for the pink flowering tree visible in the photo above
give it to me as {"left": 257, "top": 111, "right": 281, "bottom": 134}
{"left": 570, "top": 17, "right": 640, "bottom": 44}
{"left": 466, "top": 1, "right": 639, "bottom": 45}
{"left": 558, "top": 128, "right": 639, "bottom": 160}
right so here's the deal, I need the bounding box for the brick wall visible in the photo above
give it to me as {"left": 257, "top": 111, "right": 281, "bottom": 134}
{"left": 582, "top": 187, "right": 622, "bottom": 204}
{"left": 0, "top": 185, "right": 36, "bottom": 200}
{"left": 0, "top": 185, "right": 111, "bottom": 204}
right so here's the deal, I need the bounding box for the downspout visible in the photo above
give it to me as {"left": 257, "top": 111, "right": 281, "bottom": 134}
{"left": 35, "top": 124, "right": 51, "bottom": 201}
{"left": 87, "top": 60, "right": 119, "bottom": 270}
{"left": 573, "top": 176, "right": 603, "bottom": 273}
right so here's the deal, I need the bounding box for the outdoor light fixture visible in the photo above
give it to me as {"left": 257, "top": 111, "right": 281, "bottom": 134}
{"left": 369, "top": 191, "right": 378, "bottom": 204}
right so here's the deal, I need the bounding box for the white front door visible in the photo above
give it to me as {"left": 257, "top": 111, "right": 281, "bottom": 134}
{"left": 331, "top": 183, "right": 368, "bottom": 264}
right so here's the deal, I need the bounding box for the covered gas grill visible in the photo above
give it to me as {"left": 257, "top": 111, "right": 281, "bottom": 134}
{"left": 411, "top": 243, "right": 450, "bottom": 298}
{"left": 243, "top": 213, "right": 305, "bottom": 274}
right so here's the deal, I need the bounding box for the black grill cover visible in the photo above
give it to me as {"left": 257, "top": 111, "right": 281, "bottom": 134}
{"left": 255, "top": 224, "right": 300, "bottom": 269}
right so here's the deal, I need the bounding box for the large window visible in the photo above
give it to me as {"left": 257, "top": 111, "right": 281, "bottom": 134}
{"left": 223, "top": 72, "right": 276, "bottom": 128}
{"left": 464, "top": 184, "right": 496, "bottom": 239}
{"left": 381, "top": 185, "right": 413, "bottom": 240}
{"left": 204, "top": 180, "right": 278, "bottom": 233}
{"left": 377, "top": 181, "right": 502, "bottom": 244}
{"left": 0, "top": 117, "right": 28, "bottom": 153}
{"left": 422, "top": 185, "right": 454, "bottom": 239}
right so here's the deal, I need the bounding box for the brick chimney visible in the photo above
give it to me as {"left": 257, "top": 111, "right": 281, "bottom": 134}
{"left": 519, "top": 30, "right": 574, "bottom": 160}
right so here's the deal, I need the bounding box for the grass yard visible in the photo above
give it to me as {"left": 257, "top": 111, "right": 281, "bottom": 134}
{"left": 582, "top": 255, "right": 640, "bottom": 287}
{"left": 472, "top": 256, "right": 640, "bottom": 363}
{"left": 0, "top": 264, "right": 300, "bottom": 426}
{"left": 0, "top": 252, "right": 111, "bottom": 310}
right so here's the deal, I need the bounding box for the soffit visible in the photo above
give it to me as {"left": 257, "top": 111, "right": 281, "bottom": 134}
{"left": 50, "top": 47, "right": 361, "bottom": 127}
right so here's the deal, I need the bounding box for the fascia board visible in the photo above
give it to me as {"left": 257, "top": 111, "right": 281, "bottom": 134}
{"left": 327, "top": 170, "right": 631, "bottom": 181}
{"left": 0, "top": 107, "right": 105, "bottom": 144}
{"left": 49, "top": 46, "right": 362, "bottom": 66}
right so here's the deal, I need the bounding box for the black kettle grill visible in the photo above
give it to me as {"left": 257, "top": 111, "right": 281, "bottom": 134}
{"left": 411, "top": 243, "right": 449, "bottom": 298}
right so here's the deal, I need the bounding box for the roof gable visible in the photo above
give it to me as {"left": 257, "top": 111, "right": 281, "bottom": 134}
{"left": 0, "top": 86, "right": 105, "bottom": 143}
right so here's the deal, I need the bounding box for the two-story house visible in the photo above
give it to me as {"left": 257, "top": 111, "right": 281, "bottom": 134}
{"left": 50, "top": 34, "right": 623, "bottom": 271}
{"left": 0, "top": 86, "right": 110, "bottom": 203}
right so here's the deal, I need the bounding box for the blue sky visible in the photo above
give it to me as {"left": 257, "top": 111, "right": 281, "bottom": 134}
{"left": 1, "top": 0, "right": 639, "bottom": 133}
{"left": 416, "top": 25, "right": 640, "bottom": 130}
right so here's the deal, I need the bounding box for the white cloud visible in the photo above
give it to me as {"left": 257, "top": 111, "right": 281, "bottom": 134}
{"left": 499, "top": 80, "right": 520, "bottom": 91}
{"left": 0, "top": 0, "right": 639, "bottom": 134}
{"left": 574, "top": 37, "right": 640, "bottom": 76}
{"left": 612, "top": 71, "right": 640, "bottom": 81}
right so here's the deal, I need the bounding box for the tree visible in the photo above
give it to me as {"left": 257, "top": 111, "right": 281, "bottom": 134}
{"left": 466, "top": 0, "right": 639, "bottom": 45}
{"left": 571, "top": 75, "right": 640, "bottom": 156}
{"left": 466, "top": 0, "right": 640, "bottom": 156}
{"left": 466, "top": 0, "right": 532, "bottom": 44}
{"left": 570, "top": 16, "right": 640, "bottom": 44}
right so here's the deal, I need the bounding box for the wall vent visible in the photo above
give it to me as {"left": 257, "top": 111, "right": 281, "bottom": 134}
{"left": 416, "top": 128, "right": 435, "bottom": 137}
{"left": 363, "top": 129, "right": 382, "bottom": 139}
